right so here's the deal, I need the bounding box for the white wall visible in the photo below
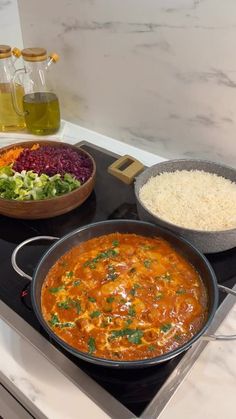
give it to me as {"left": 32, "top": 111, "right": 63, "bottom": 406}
{"left": 0, "top": 0, "right": 23, "bottom": 49}
{"left": 15, "top": 1, "right": 236, "bottom": 166}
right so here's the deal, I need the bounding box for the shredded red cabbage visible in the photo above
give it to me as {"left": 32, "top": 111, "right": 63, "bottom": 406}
{"left": 13, "top": 145, "right": 93, "bottom": 183}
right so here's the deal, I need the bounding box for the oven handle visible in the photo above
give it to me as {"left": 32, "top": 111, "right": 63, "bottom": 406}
{"left": 202, "top": 284, "right": 236, "bottom": 341}
{"left": 11, "top": 236, "right": 59, "bottom": 281}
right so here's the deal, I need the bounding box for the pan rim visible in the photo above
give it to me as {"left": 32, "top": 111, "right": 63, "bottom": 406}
{"left": 134, "top": 158, "right": 236, "bottom": 235}
{"left": 31, "top": 219, "right": 219, "bottom": 368}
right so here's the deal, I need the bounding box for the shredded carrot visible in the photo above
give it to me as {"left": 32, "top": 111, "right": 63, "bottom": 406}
{"left": 0, "top": 144, "right": 39, "bottom": 168}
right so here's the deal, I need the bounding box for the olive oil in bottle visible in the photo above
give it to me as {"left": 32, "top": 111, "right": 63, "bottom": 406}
{"left": 23, "top": 92, "right": 60, "bottom": 135}
{"left": 0, "top": 82, "right": 25, "bottom": 131}
{"left": 13, "top": 48, "right": 61, "bottom": 135}
{"left": 0, "top": 45, "right": 26, "bottom": 132}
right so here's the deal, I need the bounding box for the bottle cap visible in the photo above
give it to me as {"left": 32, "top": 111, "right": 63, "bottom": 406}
{"left": 0, "top": 45, "right": 12, "bottom": 59}
{"left": 21, "top": 47, "right": 47, "bottom": 62}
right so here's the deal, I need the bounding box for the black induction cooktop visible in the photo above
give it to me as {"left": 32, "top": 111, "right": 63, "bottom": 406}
{"left": 1, "top": 143, "right": 235, "bottom": 417}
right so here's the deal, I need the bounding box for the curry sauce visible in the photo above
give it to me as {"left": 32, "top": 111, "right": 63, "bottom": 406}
{"left": 41, "top": 233, "right": 208, "bottom": 360}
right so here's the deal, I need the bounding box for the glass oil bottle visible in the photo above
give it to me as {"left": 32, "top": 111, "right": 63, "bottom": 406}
{"left": 0, "top": 45, "right": 25, "bottom": 132}
{"left": 12, "top": 48, "right": 60, "bottom": 135}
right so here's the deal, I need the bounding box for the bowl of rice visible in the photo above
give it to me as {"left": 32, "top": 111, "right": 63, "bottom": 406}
{"left": 134, "top": 159, "right": 236, "bottom": 253}
{"left": 0, "top": 140, "right": 96, "bottom": 219}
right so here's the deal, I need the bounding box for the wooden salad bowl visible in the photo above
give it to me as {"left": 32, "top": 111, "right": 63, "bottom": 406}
{"left": 0, "top": 140, "right": 96, "bottom": 219}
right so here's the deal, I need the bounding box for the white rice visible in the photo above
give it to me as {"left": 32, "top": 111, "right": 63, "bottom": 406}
{"left": 139, "top": 170, "right": 236, "bottom": 231}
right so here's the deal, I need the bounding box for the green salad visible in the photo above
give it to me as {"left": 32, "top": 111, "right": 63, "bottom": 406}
{"left": 0, "top": 166, "right": 81, "bottom": 201}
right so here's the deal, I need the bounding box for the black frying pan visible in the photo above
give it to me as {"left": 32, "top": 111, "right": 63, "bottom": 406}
{"left": 12, "top": 220, "right": 236, "bottom": 368}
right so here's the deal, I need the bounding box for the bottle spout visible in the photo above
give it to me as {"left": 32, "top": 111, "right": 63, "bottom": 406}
{"left": 11, "top": 47, "right": 21, "bottom": 64}
{"left": 49, "top": 53, "right": 59, "bottom": 63}
{"left": 45, "top": 53, "right": 60, "bottom": 70}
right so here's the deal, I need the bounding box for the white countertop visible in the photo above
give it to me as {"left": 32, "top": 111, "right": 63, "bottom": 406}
{"left": 0, "top": 121, "right": 236, "bottom": 419}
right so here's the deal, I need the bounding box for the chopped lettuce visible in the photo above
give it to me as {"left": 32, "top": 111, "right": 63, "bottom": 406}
{"left": 0, "top": 166, "right": 81, "bottom": 201}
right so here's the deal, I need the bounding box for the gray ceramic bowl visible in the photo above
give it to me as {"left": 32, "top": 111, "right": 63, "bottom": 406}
{"left": 134, "top": 159, "right": 236, "bottom": 254}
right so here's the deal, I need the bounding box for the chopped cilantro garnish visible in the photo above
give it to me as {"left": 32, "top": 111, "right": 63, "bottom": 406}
{"left": 144, "top": 259, "right": 152, "bottom": 268}
{"left": 128, "top": 330, "right": 143, "bottom": 344}
{"left": 88, "top": 296, "right": 96, "bottom": 303}
{"left": 110, "top": 329, "right": 128, "bottom": 339}
{"left": 108, "top": 272, "right": 118, "bottom": 281}
{"left": 98, "top": 252, "right": 107, "bottom": 259}
{"left": 130, "top": 283, "right": 140, "bottom": 296}
{"left": 155, "top": 292, "right": 163, "bottom": 300}
{"left": 57, "top": 300, "right": 70, "bottom": 309}
{"left": 83, "top": 260, "right": 90, "bottom": 267}
{"left": 126, "top": 318, "right": 133, "bottom": 326}
{"left": 107, "top": 248, "right": 119, "bottom": 257}
{"left": 74, "top": 300, "right": 81, "bottom": 314}
{"left": 83, "top": 260, "right": 96, "bottom": 269}
{"left": 99, "top": 249, "right": 118, "bottom": 259}
{"left": 59, "top": 261, "right": 68, "bottom": 267}
{"left": 109, "top": 328, "right": 143, "bottom": 344}
{"left": 174, "top": 334, "right": 181, "bottom": 341}
{"left": 160, "top": 323, "right": 172, "bottom": 333}
{"left": 107, "top": 264, "right": 118, "bottom": 281}
{"left": 57, "top": 298, "right": 81, "bottom": 313}
{"left": 49, "top": 285, "right": 64, "bottom": 294}
{"left": 148, "top": 345, "right": 156, "bottom": 352}
{"left": 141, "top": 244, "right": 154, "bottom": 250}
{"left": 155, "top": 272, "right": 172, "bottom": 281}
{"left": 162, "top": 272, "right": 172, "bottom": 281}
{"left": 176, "top": 289, "right": 186, "bottom": 295}
{"left": 106, "top": 296, "right": 115, "bottom": 303}
{"left": 90, "top": 310, "right": 101, "bottom": 318}
{"left": 84, "top": 248, "right": 119, "bottom": 270}
{"left": 88, "top": 337, "right": 96, "bottom": 354}
{"left": 73, "top": 280, "right": 81, "bottom": 286}
{"left": 48, "top": 314, "right": 75, "bottom": 328}
{"left": 128, "top": 306, "right": 136, "bottom": 317}
{"left": 66, "top": 271, "right": 74, "bottom": 278}
{"left": 112, "top": 240, "right": 119, "bottom": 247}
{"left": 49, "top": 313, "right": 59, "bottom": 326}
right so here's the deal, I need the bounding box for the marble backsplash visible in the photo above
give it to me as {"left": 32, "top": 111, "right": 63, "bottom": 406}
{"left": 13, "top": 1, "right": 236, "bottom": 165}
{"left": 0, "top": 0, "right": 23, "bottom": 50}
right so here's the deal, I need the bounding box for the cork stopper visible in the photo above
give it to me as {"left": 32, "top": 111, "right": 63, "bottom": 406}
{"left": 21, "top": 47, "right": 47, "bottom": 62}
{"left": 12, "top": 47, "right": 21, "bottom": 58}
{"left": 0, "top": 45, "right": 12, "bottom": 59}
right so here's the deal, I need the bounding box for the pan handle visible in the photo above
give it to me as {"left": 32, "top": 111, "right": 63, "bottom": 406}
{"left": 202, "top": 284, "right": 236, "bottom": 341}
{"left": 11, "top": 236, "right": 59, "bottom": 281}
{"left": 108, "top": 155, "right": 144, "bottom": 185}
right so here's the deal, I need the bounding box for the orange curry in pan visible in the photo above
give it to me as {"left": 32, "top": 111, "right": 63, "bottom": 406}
{"left": 41, "top": 233, "right": 208, "bottom": 360}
